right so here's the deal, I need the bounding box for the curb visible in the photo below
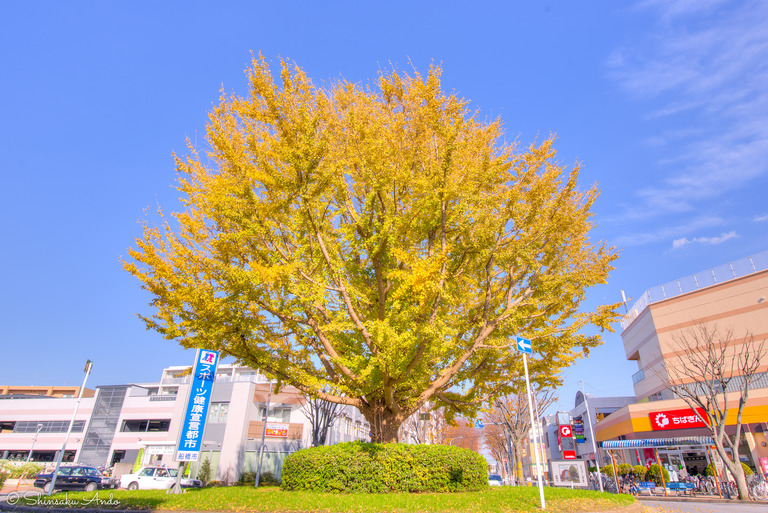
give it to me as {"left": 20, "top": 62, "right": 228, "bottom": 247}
{"left": 636, "top": 495, "right": 739, "bottom": 503}
{"left": 2, "top": 505, "right": 644, "bottom": 513}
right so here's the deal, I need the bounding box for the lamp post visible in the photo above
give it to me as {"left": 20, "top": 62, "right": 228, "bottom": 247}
{"left": 48, "top": 359, "right": 93, "bottom": 496}
{"left": 448, "top": 436, "right": 465, "bottom": 446}
{"left": 580, "top": 381, "right": 603, "bottom": 493}
{"left": 26, "top": 423, "right": 44, "bottom": 462}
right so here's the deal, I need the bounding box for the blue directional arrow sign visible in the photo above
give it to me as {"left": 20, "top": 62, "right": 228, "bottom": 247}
{"left": 516, "top": 336, "right": 533, "bottom": 354}
{"left": 474, "top": 419, "right": 484, "bottom": 429}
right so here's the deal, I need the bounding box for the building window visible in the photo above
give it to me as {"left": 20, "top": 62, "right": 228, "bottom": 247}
{"left": 120, "top": 419, "right": 171, "bottom": 432}
{"left": 14, "top": 420, "right": 85, "bottom": 433}
{"left": 208, "top": 403, "right": 229, "bottom": 423}
{"left": 257, "top": 407, "right": 290, "bottom": 423}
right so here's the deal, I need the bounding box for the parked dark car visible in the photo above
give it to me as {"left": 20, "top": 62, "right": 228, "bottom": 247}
{"left": 34, "top": 465, "right": 109, "bottom": 493}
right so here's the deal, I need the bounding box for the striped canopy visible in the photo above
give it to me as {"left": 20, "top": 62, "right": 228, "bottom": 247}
{"left": 601, "top": 437, "right": 714, "bottom": 449}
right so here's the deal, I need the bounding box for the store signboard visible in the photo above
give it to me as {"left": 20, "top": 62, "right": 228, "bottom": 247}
{"left": 146, "top": 445, "right": 175, "bottom": 455}
{"left": 760, "top": 457, "right": 768, "bottom": 476}
{"left": 551, "top": 459, "right": 588, "bottom": 487}
{"left": 573, "top": 418, "right": 585, "bottom": 443}
{"left": 175, "top": 349, "right": 219, "bottom": 462}
{"left": 265, "top": 422, "right": 289, "bottom": 437}
{"left": 648, "top": 408, "right": 707, "bottom": 431}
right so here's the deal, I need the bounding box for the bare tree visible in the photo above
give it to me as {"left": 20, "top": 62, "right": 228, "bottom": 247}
{"left": 301, "top": 395, "right": 343, "bottom": 447}
{"left": 483, "top": 389, "right": 556, "bottom": 482}
{"left": 443, "top": 419, "right": 483, "bottom": 452}
{"left": 483, "top": 422, "right": 510, "bottom": 475}
{"left": 664, "top": 323, "right": 766, "bottom": 501}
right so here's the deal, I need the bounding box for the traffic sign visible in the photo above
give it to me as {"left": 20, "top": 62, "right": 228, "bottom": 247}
{"left": 516, "top": 336, "right": 532, "bottom": 354}
{"left": 474, "top": 419, "right": 484, "bottom": 429}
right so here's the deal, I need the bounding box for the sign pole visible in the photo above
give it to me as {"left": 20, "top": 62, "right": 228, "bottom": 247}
{"left": 522, "top": 352, "right": 546, "bottom": 509}
{"left": 173, "top": 349, "right": 219, "bottom": 493}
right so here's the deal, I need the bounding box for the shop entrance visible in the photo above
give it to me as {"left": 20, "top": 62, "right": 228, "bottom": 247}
{"left": 656, "top": 448, "right": 704, "bottom": 480}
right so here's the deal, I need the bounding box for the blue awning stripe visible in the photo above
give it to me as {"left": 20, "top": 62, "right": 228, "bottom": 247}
{"left": 600, "top": 437, "right": 714, "bottom": 449}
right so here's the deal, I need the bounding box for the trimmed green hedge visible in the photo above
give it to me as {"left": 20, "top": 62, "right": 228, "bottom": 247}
{"left": 281, "top": 442, "right": 488, "bottom": 493}
{"left": 0, "top": 461, "right": 43, "bottom": 479}
{"left": 646, "top": 464, "right": 670, "bottom": 485}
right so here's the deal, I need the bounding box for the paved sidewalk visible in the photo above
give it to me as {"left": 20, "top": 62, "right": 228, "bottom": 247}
{"left": 0, "top": 480, "right": 38, "bottom": 497}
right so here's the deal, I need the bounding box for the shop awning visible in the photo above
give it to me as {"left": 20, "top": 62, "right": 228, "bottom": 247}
{"left": 601, "top": 436, "right": 714, "bottom": 449}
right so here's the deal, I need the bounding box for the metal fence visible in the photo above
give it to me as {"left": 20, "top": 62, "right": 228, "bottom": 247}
{"left": 621, "top": 250, "right": 768, "bottom": 331}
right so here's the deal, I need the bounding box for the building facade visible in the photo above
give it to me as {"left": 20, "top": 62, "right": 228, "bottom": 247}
{"left": 0, "top": 363, "right": 370, "bottom": 481}
{"left": 594, "top": 251, "right": 768, "bottom": 475}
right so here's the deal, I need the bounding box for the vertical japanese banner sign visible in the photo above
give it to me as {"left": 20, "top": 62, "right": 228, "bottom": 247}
{"left": 176, "top": 349, "right": 219, "bottom": 462}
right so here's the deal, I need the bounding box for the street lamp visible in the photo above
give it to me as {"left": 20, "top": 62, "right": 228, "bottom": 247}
{"left": 26, "top": 423, "right": 44, "bottom": 462}
{"left": 448, "top": 436, "right": 465, "bottom": 446}
{"left": 48, "top": 359, "right": 93, "bottom": 496}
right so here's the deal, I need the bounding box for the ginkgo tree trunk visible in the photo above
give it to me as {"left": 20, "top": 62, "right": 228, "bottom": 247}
{"left": 125, "top": 55, "right": 619, "bottom": 443}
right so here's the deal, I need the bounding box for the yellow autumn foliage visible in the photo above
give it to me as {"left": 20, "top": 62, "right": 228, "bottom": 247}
{"left": 125, "top": 54, "right": 619, "bottom": 441}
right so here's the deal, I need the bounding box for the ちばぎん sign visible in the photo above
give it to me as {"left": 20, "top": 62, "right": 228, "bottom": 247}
{"left": 649, "top": 408, "right": 707, "bottom": 431}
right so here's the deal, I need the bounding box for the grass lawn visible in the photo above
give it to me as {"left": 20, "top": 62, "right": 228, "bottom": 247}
{"left": 25, "top": 486, "right": 636, "bottom": 512}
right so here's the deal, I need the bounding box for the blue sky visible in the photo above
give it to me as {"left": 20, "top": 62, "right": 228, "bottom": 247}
{"left": 1, "top": 1, "right": 766, "bottom": 415}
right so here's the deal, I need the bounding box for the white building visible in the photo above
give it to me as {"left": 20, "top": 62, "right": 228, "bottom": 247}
{"left": 0, "top": 363, "right": 370, "bottom": 481}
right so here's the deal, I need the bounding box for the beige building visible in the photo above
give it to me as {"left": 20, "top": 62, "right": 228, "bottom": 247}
{"left": 595, "top": 251, "right": 768, "bottom": 473}
{"left": 622, "top": 254, "right": 768, "bottom": 402}
{"left": 0, "top": 386, "right": 95, "bottom": 398}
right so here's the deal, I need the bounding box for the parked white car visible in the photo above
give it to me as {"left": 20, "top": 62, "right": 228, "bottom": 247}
{"left": 488, "top": 474, "right": 504, "bottom": 486}
{"left": 120, "top": 466, "right": 202, "bottom": 490}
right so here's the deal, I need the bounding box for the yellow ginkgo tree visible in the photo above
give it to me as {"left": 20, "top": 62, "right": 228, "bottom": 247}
{"left": 125, "top": 55, "right": 619, "bottom": 442}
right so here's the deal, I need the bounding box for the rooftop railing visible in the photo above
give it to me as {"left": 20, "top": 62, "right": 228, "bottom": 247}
{"left": 620, "top": 250, "right": 768, "bottom": 331}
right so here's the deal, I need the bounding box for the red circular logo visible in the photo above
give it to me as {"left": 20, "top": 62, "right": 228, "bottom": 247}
{"left": 560, "top": 425, "right": 572, "bottom": 437}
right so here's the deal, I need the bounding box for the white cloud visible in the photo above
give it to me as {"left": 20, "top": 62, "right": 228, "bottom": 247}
{"left": 607, "top": 0, "right": 768, "bottom": 220}
{"left": 613, "top": 215, "right": 724, "bottom": 247}
{"left": 754, "top": 214, "right": 768, "bottom": 222}
{"left": 670, "top": 231, "right": 738, "bottom": 250}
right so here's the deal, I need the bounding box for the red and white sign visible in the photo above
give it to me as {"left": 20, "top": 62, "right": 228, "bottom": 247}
{"left": 560, "top": 425, "right": 572, "bottom": 438}
{"left": 563, "top": 450, "right": 576, "bottom": 460}
{"left": 265, "top": 422, "right": 289, "bottom": 437}
{"left": 649, "top": 408, "right": 707, "bottom": 431}
{"left": 760, "top": 457, "right": 768, "bottom": 476}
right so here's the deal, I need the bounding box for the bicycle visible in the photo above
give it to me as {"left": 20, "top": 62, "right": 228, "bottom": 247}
{"left": 748, "top": 474, "right": 768, "bottom": 501}
{"left": 696, "top": 475, "right": 716, "bottom": 495}
{"left": 602, "top": 475, "right": 619, "bottom": 494}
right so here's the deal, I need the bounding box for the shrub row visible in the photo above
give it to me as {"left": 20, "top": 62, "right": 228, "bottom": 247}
{"left": 704, "top": 462, "right": 753, "bottom": 477}
{"left": 0, "top": 461, "right": 44, "bottom": 479}
{"left": 281, "top": 442, "right": 487, "bottom": 493}
{"left": 599, "top": 462, "right": 669, "bottom": 485}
